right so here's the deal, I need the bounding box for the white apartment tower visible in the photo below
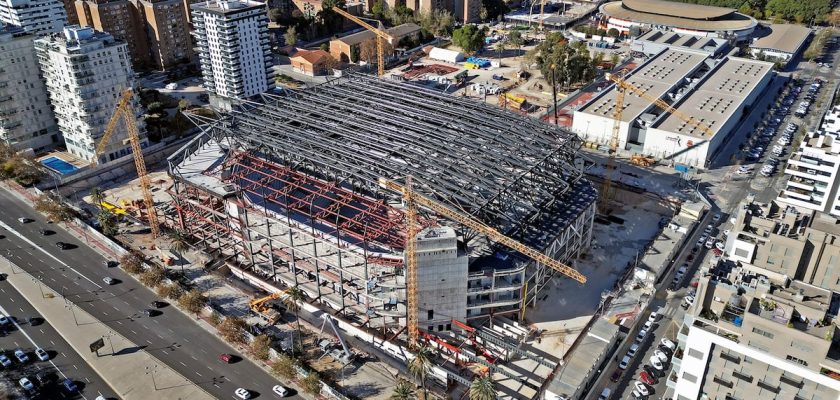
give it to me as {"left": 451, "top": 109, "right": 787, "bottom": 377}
{"left": 0, "top": 24, "right": 60, "bottom": 153}
{"left": 190, "top": 0, "right": 271, "bottom": 110}
{"left": 0, "top": 0, "right": 67, "bottom": 35}
{"left": 34, "top": 25, "right": 147, "bottom": 163}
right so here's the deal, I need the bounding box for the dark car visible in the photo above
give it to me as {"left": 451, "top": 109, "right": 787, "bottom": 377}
{"left": 28, "top": 317, "right": 42, "bottom": 326}
{"left": 38, "top": 229, "right": 54, "bottom": 236}
{"left": 143, "top": 309, "right": 159, "bottom": 317}
{"left": 36, "top": 371, "right": 55, "bottom": 385}
{"left": 151, "top": 301, "right": 166, "bottom": 308}
{"left": 103, "top": 260, "right": 116, "bottom": 268}
{"left": 62, "top": 378, "right": 78, "bottom": 393}
{"left": 55, "top": 242, "right": 70, "bottom": 250}
{"left": 610, "top": 368, "right": 621, "bottom": 382}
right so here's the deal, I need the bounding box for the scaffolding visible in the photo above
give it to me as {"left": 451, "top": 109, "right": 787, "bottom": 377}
{"left": 167, "top": 73, "right": 597, "bottom": 335}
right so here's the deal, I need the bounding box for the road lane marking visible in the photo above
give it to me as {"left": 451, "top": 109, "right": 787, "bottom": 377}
{"left": 0, "top": 304, "right": 78, "bottom": 395}
{"left": 180, "top": 361, "right": 186, "bottom": 367}
{"left": 0, "top": 220, "right": 102, "bottom": 289}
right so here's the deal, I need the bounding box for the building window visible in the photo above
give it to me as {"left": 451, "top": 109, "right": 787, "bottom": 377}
{"left": 751, "top": 327, "right": 775, "bottom": 339}
{"left": 427, "top": 310, "right": 433, "bottom": 320}
{"left": 681, "top": 371, "right": 697, "bottom": 383}
{"left": 688, "top": 348, "right": 704, "bottom": 359}
{"left": 786, "top": 355, "right": 807, "bottom": 366}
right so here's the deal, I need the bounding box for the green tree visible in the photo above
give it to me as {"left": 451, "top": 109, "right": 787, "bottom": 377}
{"left": 610, "top": 53, "right": 620, "bottom": 68}
{"left": 168, "top": 230, "right": 189, "bottom": 264}
{"left": 178, "top": 288, "right": 208, "bottom": 314}
{"left": 317, "top": 0, "right": 346, "bottom": 34}
{"left": 494, "top": 40, "right": 506, "bottom": 63}
{"left": 90, "top": 186, "right": 105, "bottom": 210}
{"left": 320, "top": 43, "right": 329, "bottom": 52}
{"left": 269, "top": 8, "right": 283, "bottom": 22}
{"left": 828, "top": 9, "right": 840, "bottom": 27}
{"left": 251, "top": 334, "right": 272, "bottom": 360}
{"left": 607, "top": 28, "right": 619, "bottom": 38}
{"left": 371, "top": 0, "right": 386, "bottom": 20}
{"left": 283, "top": 287, "right": 305, "bottom": 349}
{"left": 481, "top": 0, "right": 507, "bottom": 21}
{"left": 147, "top": 101, "right": 164, "bottom": 114}
{"left": 272, "top": 354, "right": 297, "bottom": 379}
{"left": 408, "top": 345, "right": 433, "bottom": 398}
{"left": 469, "top": 373, "right": 496, "bottom": 400}
{"left": 418, "top": 9, "right": 455, "bottom": 37}
{"left": 177, "top": 99, "right": 190, "bottom": 111}
{"left": 387, "top": 5, "right": 415, "bottom": 25}
{"left": 218, "top": 316, "right": 248, "bottom": 344}
{"left": 284, "top": 26, "right": 298, "bottom": 47}
{"left": 508, "top": 30, "right": 523, "bottom": 57}
{"left": 452, "top": 25, "right": 487, "bottom": 55}
{"left": 390, "top": 379, "right": 417, "bottom": 400}
{"left": 96, "top": 210, "right": 119, "bottom": 236}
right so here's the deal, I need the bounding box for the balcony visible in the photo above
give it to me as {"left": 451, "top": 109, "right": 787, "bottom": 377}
{"left": 747, "top": 297, "right": 834, "bottom": 339}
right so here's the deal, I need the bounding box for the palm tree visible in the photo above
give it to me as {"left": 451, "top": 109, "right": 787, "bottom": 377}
{"left": 469, "top": 373, "right": 496, "bottom": 400}
{"left": 495, "top": 40, "right": 506, "bottom": 64}
{"left": 408, "top": 344, "right": 433, "bottom": 398}
{"left": 90, "top": 186, "right": 105, "bottom": 210}
{"left": 168, "top": 230, "right": 190, "bottom": 272}
{"left": 389, "top": 379, "right": 416, "bottom": 400}
{"left": 96, "top": 210, "right": 118, "bottom": 236}
{"left": 283, "top": 287, "right": 304, "bottom": 351}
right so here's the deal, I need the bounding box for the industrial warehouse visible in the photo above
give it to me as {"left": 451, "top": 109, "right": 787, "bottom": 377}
{"left": 165, "top": 73, "right": 597, "bottom": 346}
{"left": 572, "top": 47, "right": 775, "bottom": 167}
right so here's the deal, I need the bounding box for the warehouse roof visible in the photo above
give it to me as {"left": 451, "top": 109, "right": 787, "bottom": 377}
{"left": 547, "top": 319, "right": 619, "bottom": 398}
{"left": 752, "top": 24, "right": 812, "bottom": 54}
{"left": 636, "top": 30, "right": 726, "bottom": 52}
{"left": 653, "top": 57, "right": 774, "bottom": 138}
{"left": 601, "top": 1, "right": 756, "bottom": 32}
{"left": 332, "top": 23, "right": 421, "bottom": 46}
{"left": 578, "top": 48, "right": 709, "bottom": 123}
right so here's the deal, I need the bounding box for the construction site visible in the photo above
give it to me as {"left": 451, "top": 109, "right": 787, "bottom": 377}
{"left": 155, "top": 72, "right": 597, "bottom": 396}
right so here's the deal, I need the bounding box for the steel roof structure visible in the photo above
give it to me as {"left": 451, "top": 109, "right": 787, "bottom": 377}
{"left": 183, "top": 73, "right": 591, "bottom": 249}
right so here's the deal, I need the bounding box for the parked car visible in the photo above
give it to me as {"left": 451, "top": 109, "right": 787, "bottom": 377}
{"left": 17, "top": 217, "right": 32, "bottom": 223}
{"left": 654, "top": 349, "right": 669, "bottom": 363}
{"left": 661, "top": 338, "right": 676, "bottom": 351}
{"left": 705, "top": 238, "right": 716, "bottom": 249}
{"left": 0, "top": 354, "right": 11, "bottom": 368}
{"left": 619, "top": 355, "right": 631, "bottom": 370}
{"left": 273, "top": 385, "right": 290, "bottom": 398}
{"left": 235, "top": 388, "right": 251, "bottom": 399}
{"left": 640, "top": 370, "right": 656, "bottom": 385}
{"left": 634, "top": 381, "right": 650, "bottom": 396}
{"left": 597, "top": 388, "right": 611, "bottom": 400}
{"left": 18, "top": 377, "right": 34, "bottom": 392}
{"left": 14, "top": 349, "right": 28, "bottom": 363}
{"left": 635, "top": 329, "right": 648, "bottom": 343}
{"left": 648, "top": 312, "right": 658, "bottom": 323}
{"left": 102, "top": 277, "right": 116, "bottom": 285}
{"left": 610, "top": 369, "right": 621, "bottom": 382}
{"left": 627, "top": 343, "right": 639, "bottom": 358}
{"left": 55, "top": 242, "right": 71, "bottom": 250}
{"left": 649, "top": 356, "right": 664, "bottom": 370}
{"left": 219, "top": 353, "right": 234, "bottom": 363}
{"left": 63, "top": 378, "right": 78, "bottom": 393}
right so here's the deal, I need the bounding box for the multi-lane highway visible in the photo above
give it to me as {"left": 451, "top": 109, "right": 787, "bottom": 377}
{"left": 0, "top": 187, "right": 299, "bottom": 399}
{"left": 0, "top": 280, "right": 115, "bottom": 400}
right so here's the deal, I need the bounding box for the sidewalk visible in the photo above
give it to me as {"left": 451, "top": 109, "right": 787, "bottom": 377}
{"left": 0, "top": 257, "right": 212, "bottom": 400}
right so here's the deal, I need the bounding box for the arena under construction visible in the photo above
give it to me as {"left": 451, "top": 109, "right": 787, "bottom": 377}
{"left": 164, "top": 73, "right": 597, "bottom": 344}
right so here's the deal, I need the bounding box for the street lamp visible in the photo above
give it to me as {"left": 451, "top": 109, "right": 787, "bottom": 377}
{"left": 550, "top": 63, "right": 558, "bottom": 125}
{"left": 145, "top": 364, "right": 159, "bottom": 390}
{"left": 32, "top": 276, "right": 46, "bottom": 298}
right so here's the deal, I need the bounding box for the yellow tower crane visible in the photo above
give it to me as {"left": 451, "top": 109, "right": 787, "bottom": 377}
{"left": 379, "top": 177, "right": 587, "bottom": 348}
{"left": 95, "top": 89, "right": 160, "bottom": 239}
{"left": 332, "top": 8, "right": 394, "bottom": 77}
{"left": 598, "top": 73, "right": 715, "bottom": 213}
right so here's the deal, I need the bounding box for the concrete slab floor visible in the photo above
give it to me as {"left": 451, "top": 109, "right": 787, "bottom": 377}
{"left": 526, "top": 197, "right": 669, "bottom": 359}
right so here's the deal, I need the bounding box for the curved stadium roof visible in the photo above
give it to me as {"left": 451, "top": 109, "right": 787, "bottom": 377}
{"left": 602, "top": 0, "right": 756, "bottom": 32}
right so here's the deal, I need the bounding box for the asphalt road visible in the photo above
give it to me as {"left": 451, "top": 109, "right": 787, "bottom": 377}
{"left": 0, "top": 281, "right": 114, "bottom": 400}
{"left": 0, "top": 187, "right": 300, "bottom": 400}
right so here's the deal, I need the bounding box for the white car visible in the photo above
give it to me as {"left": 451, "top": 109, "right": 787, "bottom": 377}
{"left": 103, "top": 277, "right": 115, "bottom": 285}
{"left": 723, "top": 229, "right": 730, "bottom": 238}
{"left": 643, "top": 320, "right": 652, "bottom": 331}
{"left": 661, "top": 338, "right": 676, "bottom": 351}
{"left": 627, "top": 343, "right": 639, "bottom": 357}
{"left": 684, "top": 295, "right": 695, "bottom": 306}
{"left": 235, "top": 388, "right": 251, "bottom": 399}
{"left": 703, "top": 224, "right": 714, "bottom": 234}
{"left": 634, "top": 381, "right": 650, "bottom": 396}
{"left": 715, "top": 241, "right": 725, "bottom": 251}
{"left": 648, "top": 312, "right": 658, "bottom": 323}
{"left": 635, "top": 329, "right": 648, "bottom": 343}
{"left": 654, "top": 349, "right": 669, "bottom": 363}
{"left": 705, "top": 238, "right": 716, "bottom": 249}
{"left": 35, "top": 348, "right": 48, "bottom": 361}
{"left": 649, "top": 355, "right": 664, "bottom": 370}
{"left": 697, "top": 234, "right": 708, "bottom": 247}
{"left": 0, "top": 314, "right": 9, "bottom": 325}
{"left": 619, "top": 355, "right": 631, "bottom": 369}
{"left": 272, "top": 385, "right": 289, "bottom": 397}
{"left": 0, "top": 355, "right": 10, "bottom": 367}
{"left": 19, "top": 377, "right": 34, "bottom": 391}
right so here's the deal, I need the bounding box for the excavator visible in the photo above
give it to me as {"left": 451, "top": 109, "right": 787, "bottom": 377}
{"left": 249, "top": 290, "right": 289, "bottom": 324}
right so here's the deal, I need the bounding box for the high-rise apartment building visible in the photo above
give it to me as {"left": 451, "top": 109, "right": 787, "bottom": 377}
{"left": 133, "top": 0, "right": 192, "bottom": 68}
{"left": 75, "top": 0, "right": 150, "bottom": 68}
{"left": 0, "top": 0, "right": 68, "bottom": 34}
{"left": 0, "top": 24, "right": 60, "bottom": 153}
{"left": 191, "top": 0, "right": 271, "bottom": 109}
{"left": 35, "top": 26, "right": 147, "bottom": 163}
{"left": 63, "top": 0, "right": 79, "bottom": 24}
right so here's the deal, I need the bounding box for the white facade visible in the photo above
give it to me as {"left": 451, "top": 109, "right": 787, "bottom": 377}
{"left": 0, "top": 0, "right": 67, "bottom": 35}
{"left": 191, "top": 0, "right": 271, "bottom": 109}
{"left": 34, "top": 26, "right": 146, "bottom": 163}
{"left": 0, "top": 25, "right": 59, "bottom": 153}
{"left": 415, "top": 226, "right": 468, "bottom": 331}
{"left": 777, "top": 125, "right": 840, "bottom": 218}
